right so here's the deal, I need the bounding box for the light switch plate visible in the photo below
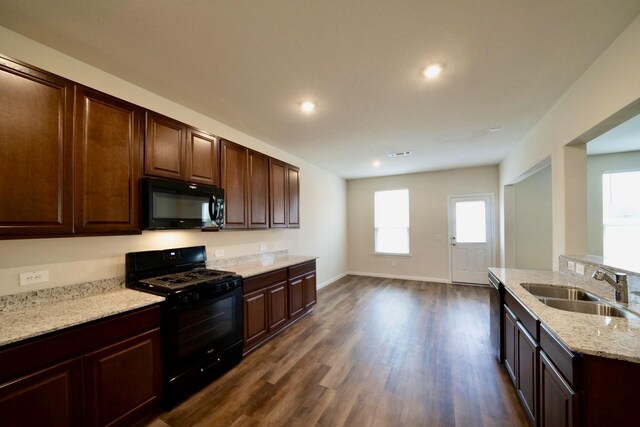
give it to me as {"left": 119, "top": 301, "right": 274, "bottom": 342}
{"left": 214, "top": 249, "right": 225, "bottom": 258}
{"left": 568, "top": 261, "right": 575, "bottom": 272}
{"left": 435, "top": 234, "right": 442, "bottom": 241}
{"left": 259, "top": 244, "right": 267, "bottom": 252}
{"left": 576, "top": 263, "right": 585, "bottom": 275}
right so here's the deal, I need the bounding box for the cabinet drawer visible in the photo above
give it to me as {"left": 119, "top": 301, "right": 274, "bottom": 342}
{"left": 540, "top": 323, "right": 580, "bottom": 386}
{"left": 505, "top": 290, "right": 538, "bottom": 340}
{"left": 243, "top": 269, "right": 288, "bottom": 294}
{"left": 289, "top": 261, "right": 316, "bottom": 279}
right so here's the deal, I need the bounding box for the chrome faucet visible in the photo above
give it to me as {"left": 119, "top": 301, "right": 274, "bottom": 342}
{"left": 592, "top": 268, "right": 628, "bottom": 303}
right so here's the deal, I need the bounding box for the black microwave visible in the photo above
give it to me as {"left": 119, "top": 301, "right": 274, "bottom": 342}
{"left": 142, "top": 177, "right": 224, "bottom": 230}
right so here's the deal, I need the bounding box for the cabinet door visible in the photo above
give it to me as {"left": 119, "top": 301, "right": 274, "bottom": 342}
{"left": 503, "top": 305, "right": 517, "bottom": 386}
{"left": 303, "top": 272, "right": 317, "bottom": 309}
{"left": 145, "top": 112, "right": 186, "bottom": 180}
{"left": 268, "top": 281, "right": 288, "bottom": 332}
{"left": 517, "top": 321, "right": 538, "bottom": 425}
{"left": 244, "top": 290, "right": 268, "bottom": 347}
{"left": 186, "top": 128, "right": 219, "bottom": 186}
{"left": 0, "top": 56, "right": 73, "bottom": 237}
{"left": 269, "top": 158, "right": 287, "bottom": 228}
{"left": 0, "top": 357, "right": 83, "bottom": 427}
{"left": 84, "top": 329, "right": 162, "bottom": 427}
{"left": 221, "top": 139, "right": 248, "bottom": 228}
{"left": 74, "top": 86, "right": 141, "bottom": 234}
{"left": 248, "top": 150, "right": 269, "bottom": 229}
{"left": 287, "top": 165, "right": 300, "bottom": 228}
{"left": 539, "top": 351, "right": 578, "bottom": 427}
{"left": 289, "top": 277, "right": 305, "bottom": 319}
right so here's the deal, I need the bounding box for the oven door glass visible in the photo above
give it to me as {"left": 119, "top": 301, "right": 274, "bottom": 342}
{"left": 165, "top": 287, "right": 242, "bottom": 373}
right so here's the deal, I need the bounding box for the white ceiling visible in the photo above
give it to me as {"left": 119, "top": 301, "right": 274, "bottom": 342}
{"left": 0, "top": 1, "right": 638, "bottom": 179}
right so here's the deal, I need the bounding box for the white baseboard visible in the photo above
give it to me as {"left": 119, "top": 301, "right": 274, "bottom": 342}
{"left": 346, "top": 271, "right": 450, "bottom": 284}
{"left": 318, "top": 272, "right": 349, "bottom": 289}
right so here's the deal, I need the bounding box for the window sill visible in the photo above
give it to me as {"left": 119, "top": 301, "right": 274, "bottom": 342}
{"left": 373, "top": 252, "right": 411, "bottom": 257}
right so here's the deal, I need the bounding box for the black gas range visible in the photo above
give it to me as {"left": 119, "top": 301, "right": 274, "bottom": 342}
{"left": 126, "top": 246, "right": 243, "bottom": 406}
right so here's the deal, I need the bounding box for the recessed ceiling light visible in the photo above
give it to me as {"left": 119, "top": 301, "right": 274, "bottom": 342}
{"left": 422, "top": 64, "right": 443, "bottom": 79}
{"left": 372, "top": 160, "right": 381, "bottom": 167}
{"left": 388, "top": 151, "right": 412, "bottom": 158}
{"left": 300, "top": 101, "right": 315, "bottom": 113}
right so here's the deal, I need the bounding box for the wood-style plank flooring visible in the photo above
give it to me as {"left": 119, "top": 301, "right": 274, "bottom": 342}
{"left": 145, "top": 275, "right": 527, "bottom": 427}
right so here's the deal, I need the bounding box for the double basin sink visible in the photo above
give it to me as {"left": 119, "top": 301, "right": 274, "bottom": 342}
{"left": 522, "top": 283, "right": 638, "bottom": 319}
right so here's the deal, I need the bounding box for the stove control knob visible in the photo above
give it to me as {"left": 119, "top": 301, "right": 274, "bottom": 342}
{"left": 223, "top": 283, "right": 230, "bottom": 292}
{"left": 192, "top": 292, "right": 200, "bottom": 301}
{"left": 180, "top": 294, "right": 190, "bottom": 304}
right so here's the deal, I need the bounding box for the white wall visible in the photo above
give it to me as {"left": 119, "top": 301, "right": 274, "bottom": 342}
{"left": 587, "top": 151, "right": 640, "bottom": 256}
{"left": 499, "top": 16, "right": 640, "bottom": 269}
{"left": 347, "top": 166, "right": 499, "bottom": 282}
{"left": 0, "top": 26, "right": 348, "bottom": 296}
{"left": 514, "top": 166, "right": 552, "bottom": 270}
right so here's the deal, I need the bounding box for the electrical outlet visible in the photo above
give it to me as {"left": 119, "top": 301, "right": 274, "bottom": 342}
{"left": 391, "top": 260, "right": 398, "bottom": 267}
{"left": 19, "top": 270, "right": 49, "bottom": 286}
{"left": 568, "top": 261, "right": 575, "bottom": 272}
{"left": 214, "top": 249, "right": 225, "bottom": 258}
{"left": 576, "top": 263, "right": 585, "bottom": 275}
{"left": 259, "top": 244, "right": 267, "bottom": 252}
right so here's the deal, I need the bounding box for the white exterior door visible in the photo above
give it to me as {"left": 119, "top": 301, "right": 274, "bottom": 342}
{"left": 449, "top": 195, "right": 493, "bottom": 284}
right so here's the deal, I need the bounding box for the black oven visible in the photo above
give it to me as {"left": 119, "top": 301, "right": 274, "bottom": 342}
{"left": 163, "top": 279, "right": 243, "bottom": 404}
{"left": 125, "top": 246, "right": 243, "bottom": 406}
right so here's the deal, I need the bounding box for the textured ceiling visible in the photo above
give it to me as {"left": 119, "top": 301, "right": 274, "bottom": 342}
{"left": 0, "top": 1, "right": 638, "bottom": 178}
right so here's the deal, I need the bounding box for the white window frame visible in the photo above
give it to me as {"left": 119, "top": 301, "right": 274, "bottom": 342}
{"left": 602, "top": 169, "right": 640, "bottom": 259}
{"left": 374, "top": 188, "right": 410, "bottom": 256}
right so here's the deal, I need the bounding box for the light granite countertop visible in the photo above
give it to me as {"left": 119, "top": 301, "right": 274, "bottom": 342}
{"left": 490, "top": 268, "right": 640, "bottom": 363}
{"left": 0, "top": 280, "right": 164, "bottom": 348}
{"left": 209, "top": 254, "right": 317, "bottom": 278}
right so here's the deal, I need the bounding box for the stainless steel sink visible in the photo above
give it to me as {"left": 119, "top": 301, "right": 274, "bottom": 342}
{"left": 521, "top": 283, "right": 601, "bottom": 301}
{"left": 538, "top": 297, "right": 639, "bottom": 319}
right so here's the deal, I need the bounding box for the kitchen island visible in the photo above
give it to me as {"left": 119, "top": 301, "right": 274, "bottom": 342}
{"left": 490, "top": 267, "right": 640, "bottom": 427}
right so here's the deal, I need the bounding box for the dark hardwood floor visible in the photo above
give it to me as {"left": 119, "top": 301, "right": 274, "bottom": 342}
{"left": 145, "top": 275, "right": 527, "bottom": 427}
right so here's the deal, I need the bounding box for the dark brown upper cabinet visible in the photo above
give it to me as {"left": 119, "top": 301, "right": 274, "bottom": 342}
{"left": 221, "top": 139, "right": 249, "bottom": 228}
{"left": 73, "top": 86, "right": 142, "bottom": 235}
{"left": 270, "top": 159, "right": 300, "bottom": 228}
{"left": 0, "top": 55, "right": 74, "bottom": 238}
{"left": 144, "top": 112, "right": 186, "bottom": 180}
{"left": 287, "top": 164, "right": 300, "bottom": 228}
{"left": 144, "top": 112, "right": 220, "bottom": 187}
{"left": 248, "top": 150, "right": 269, "bottom": 229}
{"left": 186, "top": 128, "right": 220, "bottom": 186}
{"left": 269, "top": 159, "right": 287, "bottom": 228}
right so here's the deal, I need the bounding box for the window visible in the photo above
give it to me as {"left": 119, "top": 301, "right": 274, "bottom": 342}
{"left": 602, "top": 170, "right": 640, "bottom": 259}
{"left": 374, "top": 189, "right": 409, "bottom": 254}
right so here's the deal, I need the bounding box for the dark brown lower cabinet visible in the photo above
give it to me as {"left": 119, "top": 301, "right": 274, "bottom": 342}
{"left": 539, "top": 350, "right": 579, "bottom": 427}
{"left": 243, "top": 290, "right": 268, "bottom": 348}
{"left": 0, "top": 357, "right": 83, "bottom": 427}
{"left": 503, "top": 305, "right": 517, "bottom": 385}
{"left": 0, "top": 305, "right": 162, "bottom": 427}
{"left": 516, "top": 322, "right": 538, "bottom": 425}
{"left": 268, "top": 281, "right": 288, "bottom": 332}
{"left": 243, "top": 260, "right": 317, "bottom": 354}
{"left": 288, "top": 276, "right": 304, "bottom": 320}
{"left": 303, "top": 271, "right": 317, "bottom": 309}
{"left": 84, "top": 329, "right": 162, "bottom": 427}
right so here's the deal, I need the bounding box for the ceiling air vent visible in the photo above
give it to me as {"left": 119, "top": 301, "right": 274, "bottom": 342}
{"left": 388, "top": 151, "right": 412, "bottom": 158}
